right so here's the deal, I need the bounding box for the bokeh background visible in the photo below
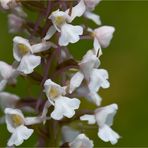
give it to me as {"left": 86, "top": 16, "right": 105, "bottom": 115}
{"left": 0, "top": 1, "right": 148, "bottom": 147}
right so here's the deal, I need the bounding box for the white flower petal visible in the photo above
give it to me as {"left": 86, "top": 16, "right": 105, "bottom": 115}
{"left": 69, "top": 71, "right": 84, "bottom": 94}
{"left": 98, "top": 125, "right": 120, "bottom": 145}
{"left": 69, "top": 134, "right": 94, "bottom": 148}
{"left": 0, "top": 0, "right": 12, "bottom": 9}
{"left": 80, "top": 50, "right": 100, "bottom": 81}
{"left": 17, "top": 54, "right": 41, "bottom": 74}
{"left": 66, "top": 0, "right": 86, "bottom": 22}
{"left": 0, "top": 61, "right": 16, "bottom": 80}
{"left": 62, "top": 126, "right": 80, "bottom": 143}
{"left": 94, "top": 26, "right": 115, "bottom": 48}
{"left": 95, "top": 104, "right": 118, "bottom": 127}
{"left": 80, "top": 114, "right": 96, "bottom": 124}
{"left": 51, "top": 96, "right": 80, "bottom": 120}
{"left": 32, "top": 41, "right": 56, "bottom": 54}
{"left": 7, "top": 125, "right": 33, "bottom": 146}
{"left": 0, "top": 80, "right": 7, "bottom": 91}
{"left": 87, "top": 91, "right": 102, "bottom": 106}
{"left": 13, "top": 36, "right": 32, "bottom": 61}
{"left": 59, "top": 23, "right": 83, "bottom": 46}
{"left": 43, "top": 25, "right": 56, "bottom": 40}
{"left": 88, "top": 69, "right": 110, "bottom": 92}
{"left": 0, "top": 92, "right": 19, "bottom": 109}
{"left": 84, "top": 11, "right": 101, "bottom": 25}
{"left": 24, "top": 117, "right": 43, "bottom": 125}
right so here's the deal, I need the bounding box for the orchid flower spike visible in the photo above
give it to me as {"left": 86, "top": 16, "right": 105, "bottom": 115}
{"left": 44, "top": 79, "right": 80, "bottom": 120}
{"left": 5, "top": 108, "right": 46, "bottom": 146}
{"left": 80, "top": 104, "right": 120, "bottom": 144}
{"left": 44, "top": 0, "right": 86, "bottom": 46}
{"left": 13, "top": 36, "right": 55, "bottom": 74}
{"left": 0, "top": 61, "right": 18, "bottom": 91}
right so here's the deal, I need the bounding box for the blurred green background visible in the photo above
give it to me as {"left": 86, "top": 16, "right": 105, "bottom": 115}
{"left": 0, "top": 1, "right": 148, "bottom": 147}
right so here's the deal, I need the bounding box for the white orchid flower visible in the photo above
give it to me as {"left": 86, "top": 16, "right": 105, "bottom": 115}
{"left": 13, "top": 36, "right": 55, "bottom": 74}
{"left": 44, "top": 79, "right": 80, "bottom": 120}
{"left": 83, "top": 0, "right": 101, "bottom": 25}
{"left": 80, "top": 104, "right": 120, "bottom": 144}
{"left": 69, "top": 50, "right": 109, "bottom": 103}
{"left": 44, "top": 0, "right": 86, "bottom": 46}
{"left": 93, "top": 26, "right": 115, "bottom": 56}
{"left": 69, "top": 50, "right": 99, "bottom": 93}
{"left": 5, "top": 108, "right": 45, "bottom": 146}
{"left": 0, "top": 61, "right": 18, "bottom": 91}
{"left": 69, "top": 133, "right": 94, "bottom": 148}
{"left": 0, "top": 92, "right": 19, "bottom": 110}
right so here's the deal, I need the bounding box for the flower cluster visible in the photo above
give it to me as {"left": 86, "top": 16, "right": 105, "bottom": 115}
{"left": 0, "top": 0, "right": 120, "bottom": 147}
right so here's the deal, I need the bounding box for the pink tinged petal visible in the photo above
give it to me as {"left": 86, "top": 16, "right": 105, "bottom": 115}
{"left": 51, "top": 96, "right": 80, "bottom": 120}
{"left": 69, "top": 71, "right": 84, "bottom": 94}
{"left": 69, "top": 134, "right": 94, "bottom": 148}
{"left": 84, "top": 11, "right": 101, "bottom": 25}
{"left": 66, "top": 0, "right": 86, "bottom": 22}
{"left": 98, "top": 125, "right": 120, "bottom": 145}
{"left": 80, "top": 114, "right": 96, "bottom": 124}
{"left": 88, "top": 69, "right": 110, "bottom": 92}
{"left": 95, "top": 104, "right": 118, "bottom": 127}
{"left": 17, "top": 54, "right": 41, "bottom": 74}
{"left": 94, "top": 26, "right": 115, "bottom": 48}
{"left": 59, "top": 23, "right": 83, "bottom": 46}
{"left": 7, "top": 125, "right": 33, "bottom": 146}
{"left": 43, "top": 25, "right": 56, "bottom": 40}
{"left": 0, "top": 0, "right": 11, "bottom": 9}
{"left": 84, "top": 0, "right": 101, "bottom": 10}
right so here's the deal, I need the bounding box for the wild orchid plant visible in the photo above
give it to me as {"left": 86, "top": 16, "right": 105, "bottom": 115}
{"left": 0, "top": 0, "right": 120, "bottom": 147}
